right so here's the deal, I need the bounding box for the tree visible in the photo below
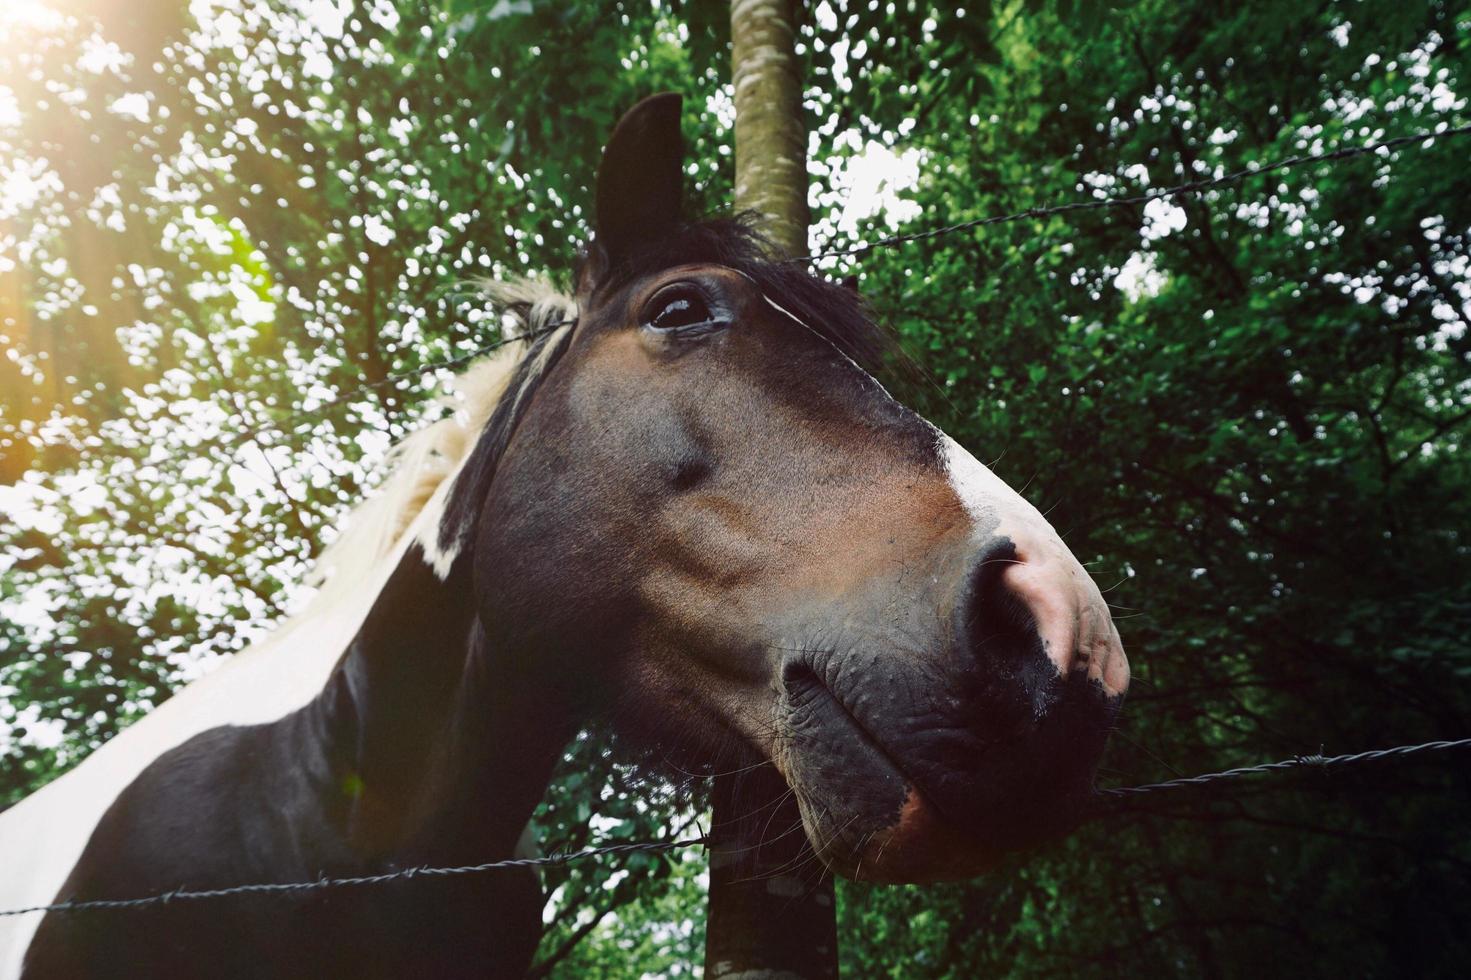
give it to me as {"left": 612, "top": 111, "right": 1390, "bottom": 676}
{"left": 2, "top": 1, "right": 1469, "bottom": 976}
{"left": 704, "top": 3, "right": 837, "bottom": 979}
{"left": 730, "top": 0, "right": 809, "bottom": 257}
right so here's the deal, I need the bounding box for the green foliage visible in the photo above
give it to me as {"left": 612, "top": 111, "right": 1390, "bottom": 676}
{"left": 3, "top": 0, "right": 1470, "bottom": 975}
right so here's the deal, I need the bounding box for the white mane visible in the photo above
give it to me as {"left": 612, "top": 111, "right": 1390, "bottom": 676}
{"left": 0, "top": 278, "right": 577, "bottom": 978}
{"left": 307, "top": 277, "right": 578, "bottom": 594}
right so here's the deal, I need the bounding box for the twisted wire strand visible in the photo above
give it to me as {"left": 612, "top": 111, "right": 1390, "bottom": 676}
{"left": 1094, "top": 736, "right": 1471, "bottom": 799}
{"left": 3, "top": 738, "right": 1468, "bottom": 917}
{"left": 796, "top": 121, "right": 1471, "bottom": 263}
{"left": 0, "top": 836, "right": 707, "bottom": 918}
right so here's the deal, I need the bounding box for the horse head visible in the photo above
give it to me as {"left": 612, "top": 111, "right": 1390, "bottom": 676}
{"left": 459, "top": 94, "right": 1128, "bottom": 883}
{"left": 0, "top": 93, "right": 1134, "bottom": 980}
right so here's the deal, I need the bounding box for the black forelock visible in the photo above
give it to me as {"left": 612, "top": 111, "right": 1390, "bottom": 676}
{"left": 584, "top": 213, "right": 905, "bottom": 377}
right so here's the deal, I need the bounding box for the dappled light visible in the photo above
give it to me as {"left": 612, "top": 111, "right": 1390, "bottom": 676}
{"left": 2, "top": 0, "right": 1470, "bottom": 976}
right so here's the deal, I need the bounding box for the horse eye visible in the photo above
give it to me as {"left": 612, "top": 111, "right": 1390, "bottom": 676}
{"left": 645, "top": 288, "right": 713, "bottom": 331}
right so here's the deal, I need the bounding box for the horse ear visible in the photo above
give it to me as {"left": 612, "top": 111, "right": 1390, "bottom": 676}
{"left": 590, "top": 92, "right": 684, "bottom": 277}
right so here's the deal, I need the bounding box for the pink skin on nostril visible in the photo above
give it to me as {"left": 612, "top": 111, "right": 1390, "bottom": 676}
{"left": 937, "top": 433, "right": 1129, "bottom": 699}
{"left": 999, "top": 556, "right": 1079, "bottom": 676}
{"left": 999, "top": 547, "right": 1130, "bottom": 698}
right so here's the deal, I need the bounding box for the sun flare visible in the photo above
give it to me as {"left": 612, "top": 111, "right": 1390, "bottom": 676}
{"left": 0, "top": 0, "right": 63, "bottom": 32}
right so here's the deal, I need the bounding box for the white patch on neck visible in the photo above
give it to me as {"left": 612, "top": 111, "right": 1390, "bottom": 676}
{"left": 0, "top": 303, "right": 575, "bottom": 976}
{"left": 415, "top": 477, "right": 460, "bottom": 580}
{"left": 412, "top": 323, "right": 571, "bottom": 581}
{"left": 0, "top": 497, "right": 451, "bottom": 977}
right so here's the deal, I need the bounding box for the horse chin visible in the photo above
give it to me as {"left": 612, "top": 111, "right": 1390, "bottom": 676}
{"left": 794, "top": 784, "right": 998, "bottom": 883}
{"left": 799, "top": 776, "right": 1098, "bottom": 884}
{"left": 776, "top": 708, "right": 1098, "bottom": 884}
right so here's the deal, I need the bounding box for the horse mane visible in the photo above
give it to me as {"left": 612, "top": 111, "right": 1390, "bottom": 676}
{"left": 305, "top": 278, "right": 578, "bottom": 602}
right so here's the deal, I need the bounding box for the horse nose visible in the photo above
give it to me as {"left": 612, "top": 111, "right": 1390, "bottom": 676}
{"left": 963, "top": 536, "right": 1129, "bottom": 698}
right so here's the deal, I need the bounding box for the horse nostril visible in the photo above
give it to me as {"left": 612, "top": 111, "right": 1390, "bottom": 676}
{"left": 964, "top": 538, "right": 1043, "bottom": 668}
{"left": 781, "top": 659, "right": 821, "bottom": 695}
{"left": 964, "top": 535, "right": 1130, "bottom": 698}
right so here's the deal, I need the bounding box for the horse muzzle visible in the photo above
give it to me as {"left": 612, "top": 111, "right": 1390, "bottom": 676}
{"left": 769, "top": 530, "right": 1129, "bottom": 883}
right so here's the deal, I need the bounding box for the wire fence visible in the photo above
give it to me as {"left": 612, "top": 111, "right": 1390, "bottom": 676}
{"left": 3, "top": 736, "right": 1467, "bottom": 919}
{"left": 0, "top": 837, "right": 708, "bottom": 919}
{"left": 1092, "top": 736, "right": 1471, "bottom": 799}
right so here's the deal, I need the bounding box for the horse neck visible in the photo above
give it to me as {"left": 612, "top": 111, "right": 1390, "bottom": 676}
{"left": 326, "top": 541, "right": 573, "bottom": 864}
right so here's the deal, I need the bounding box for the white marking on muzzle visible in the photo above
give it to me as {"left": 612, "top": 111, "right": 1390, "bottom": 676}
{"left": 937, "top": 431, "right": 1127, "bottom": 695}
{"left": 937, "top": 432, "right": 1041, "bottom": 536}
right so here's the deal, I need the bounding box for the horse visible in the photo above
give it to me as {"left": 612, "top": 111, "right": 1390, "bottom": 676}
{"left": 0, "top": 93, "right": 1128, "bottom": 978}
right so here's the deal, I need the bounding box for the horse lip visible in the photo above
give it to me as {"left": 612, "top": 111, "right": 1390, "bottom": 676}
{"left": 782, "top": 659, "right": 985, "bottom": 834}
{"left": 787, "top": 654, "right": 1115, "bottom": 831}
{"left": 784, "top": 672, "right": 1007, "bottom": 881}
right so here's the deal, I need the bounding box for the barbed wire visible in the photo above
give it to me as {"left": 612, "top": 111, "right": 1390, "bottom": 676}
{"left": 1093, "top": 736, "right": 1471, "bottom": 799}
{"left": 796, "top": 121, "right": 1471, "bottom": 263}
{"left": 0, "top": 836, "right": 707, "bottom": 919}
{"left": 2, "top": 736, "right": 1466, "bottom": 918}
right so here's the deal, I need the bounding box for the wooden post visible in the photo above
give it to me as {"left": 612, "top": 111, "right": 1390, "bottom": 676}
{"left": 705, "top": 3, "right": 839, "bottom": 978}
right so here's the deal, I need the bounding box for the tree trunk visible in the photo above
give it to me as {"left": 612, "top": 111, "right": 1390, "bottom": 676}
{"left": 730, "top": 0, "right": 810, "bottom": 257}
{"left": 705, "top": 3, "right": 837, "bottom": 978}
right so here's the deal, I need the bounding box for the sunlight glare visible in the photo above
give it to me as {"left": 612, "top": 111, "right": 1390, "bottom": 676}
{"left": 0, "top": 0, "right": 64, "bottom": 32}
